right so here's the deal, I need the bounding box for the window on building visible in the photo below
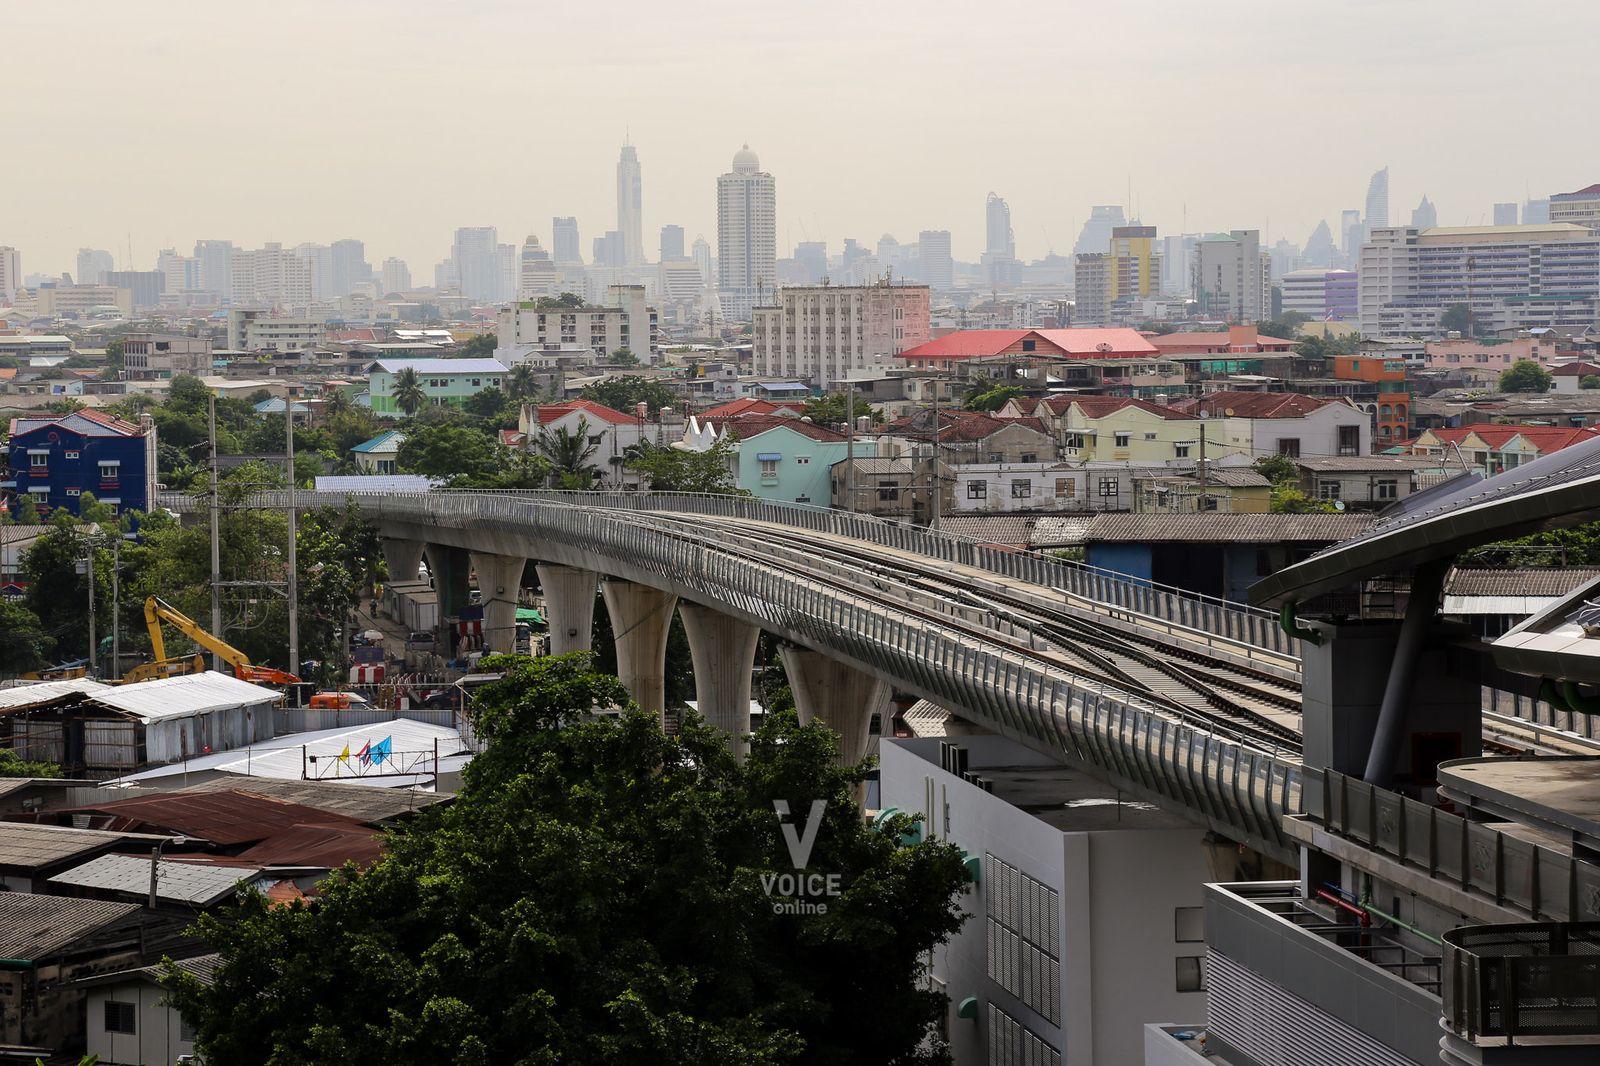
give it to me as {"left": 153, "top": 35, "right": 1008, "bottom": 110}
{"left": 877, "top": 481, "right": 900, "bottom": 502}
{"left": 180, "top": 1015, "right": 197, "bottom": 1043}
{"left": 1098, "top": 477, "right": 1120, "bottom": 499}
{"left": 1010, "top": 479, "right": 1031, "bottom": 499}
{"left": 470, "top": 379, "right": 481, "bottom": 387}
{"left": 1277, "top": 438, "right": 1301, "bottom": 457}
{"left": 1114, "top": 432, "right": 1131, "bottom": 448}
{"left": 1376, "top": 479, "right": 1398, "bottom": 500}
{"left": 104, "top": 1000, "right": 137, "bottom": 1035}
{"left": 1174, "top": 444, "right": 1190, "bottom": 458}
{"left": 1055, "top": 477, "right": 1074, "bottom": 498}
{"left": 795, "top": 456, "right": 810, "bottom": 465}
{"left": 29, "top": 453, "right": 47, "bottom": 468}
{"left": 1318, "top": 481, "right": 1341, "bottom": 500}
{"left": 967, "top": 480, "right": 988, "bottom": 500}
{"left": 1020, "top": 452, "right": 1037, "bottom": 463}
{"left": 1021, "top": 339, "right": 1036, "bottom": 352}
{"left": 1176, "top": 955, "right": 1207, "bottom": 993}
{"left": 98, "top": 462, "right": 118, "bottom": 481}
{"left": 1175, "top": 907, "right": 1204, "bottom": 942}
{"left": 65, "top": 488, "right": 80, "bottom": 497}
{"left": 64, "top": 450, "right": 79, "bottom": 460}
{"left": 760, "top": 459, "right": 779, "bottom": 479}
{"left": 1144, "top": 432, "right": 1158, "bottom": 441}
{"left": 1337, "top": 425, "right": 1361, "bottom": 456}
{"left": 588, "top": 434, "right": 603, "bottom": 445}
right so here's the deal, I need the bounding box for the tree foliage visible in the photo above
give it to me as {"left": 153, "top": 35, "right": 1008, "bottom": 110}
{"left": 1256, "top": 312, "right": 1310, "bottom": 340}
{"left": 392, "top": 367, "right": 428, "bottom": 416}
{"left": 167, "top": 653, "right": 969, "bottom": 1065}
{"left": 0, "top": 600, "right": 55, "bottom": 676}
{"left": 1440, "top": 303, "right": 1473, "bottom": 336}
{"left": 398, "top": 424, "right": 550, "bottom": 490}
{"left": 1252, "top": 453, "right": 1300, "bottom": 485}
{"left": 580, "top": 376, "right": 677, "bottom": 416}
{"left": 802, "top": 393, "right": 882, "bottom": 426}
{"left": 626, "top": 438, "right": 744, "bottom": 494}
{"left": 1582, "top": 375, "right": 1600, "bottom": 390}
{"left": 1499, "top": 359, "right": 1552, "bottom": 394}
{"left": 455, "top": 333, "right": 498, "bottom": 358}
{"left": 1270, "top": 484, "right": 1338, "bottom": 513}
{"left": 965, "top": 385, "right": 1023, "bottom": 413}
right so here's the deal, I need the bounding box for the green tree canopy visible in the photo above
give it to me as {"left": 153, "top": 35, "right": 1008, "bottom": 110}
{"left": 396, "top": 423, "right": 550, "bottom": 490}
{"left": 0, "top": 600, "right": 55, "bottom": 676}
{"left": 167, "top": 653, "right": 969, "bottom": 1065}
{"left": 1500, "top": 359, "right": 1553, "bottom": 393}
{"left": 532, "top": 292, "right": 588, "bottom": 309}
{"left": 455, "top": 333, "right": 498, "bottom": 358}
{"left": 802, "top": 393, "right": 883, "bottom": 426}
{"left": 965, "top": 385, "right": 1023, "bottom": 413}
{"left": 1253, "top": 453, "right": 1301, "bottom": 484}
{"left": 1270, "top": 484, "right": 1339, "bottom": 513}
{"left": 1257, "top": 312, "right": 1311, "bottom": 340}
{"left": 1440, "top": 303, "right": 1473, "bottom": 336}
{"left": 580, "top": 376, "right": 677, "bottom": 415}
{"left": 1582, "top": 375, "right": 1600, "bottom": 390}
{"left": 627, "top": 438, "right": 744, "bottom": 494}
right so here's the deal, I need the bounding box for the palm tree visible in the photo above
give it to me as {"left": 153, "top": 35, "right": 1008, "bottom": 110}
{"left": 392, "top": 368, "right": 426, "bottom": 417}
{"left": 506, "top": 363, "right": 539, "bottom": 404}
{"left": 535, "top": 415, "right": 601, "bottom": 489}
{"left": 324, "top": 388, "right": 353, "bottom": 418}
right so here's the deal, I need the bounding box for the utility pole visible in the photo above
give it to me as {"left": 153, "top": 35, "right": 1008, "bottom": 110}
{"left": 85, "top": 540, "right": 96, "bottom": 677}
{"left": 930, "top": 385, "right": 942, "bottom": 529}
{"left": 844, "top": 383, "right": 856, "bottom": 513}
{"left": 1198, "top": 424, "right": 1209, "bottom": 511}
{"left": 111, "top": 535, "right": 120, "bottom": 679}
{"left": 285, "top": 398, "right": 299, "bottom": 688}
{"left": 208, "top": 393, "right": 222, "bottom": 671}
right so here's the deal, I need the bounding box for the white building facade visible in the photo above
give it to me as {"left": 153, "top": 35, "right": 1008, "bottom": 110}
{"left": 496, "top": 284, "right": 653, "bottom": 359}
{"left": 751, "top": 282, "right": 931, "bottom": 389}
{"left": 717, "top": 145, "right": 777, "bottom": 321}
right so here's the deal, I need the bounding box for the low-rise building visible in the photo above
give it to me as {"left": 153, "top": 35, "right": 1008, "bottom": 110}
{"left": 1292, "top": 455, "right": 1446, "bottom": 509}
{"left": 1409, "top": 425, "right": 1600, "bottom": 474}
{"left": 704, "top": 415, "right": 868, "bottom": 505}
{"left": 880, "top": 409, "right": 1056, "bottom": 465}
{"left": 752, "top": 281, "right": 931, "bottom": 390}
{"left": 521, "top": 399, "right": 655, "bottom": 488}
{"left": 495, "top": 284, "right": 654, "bottom": 360}
{"left": 366, "top": 358, "right": 506, "bottom": 417}
{"left": 78, "top": 954, "right": 217, "bottom": 1066}
{"left": 349, "top": 430, "right": 406, "bottom": 474}
{"left": 1173, "top": 391, "right": 1371, "bottom": 458}
{"left": 226, "top": 309, "right": 325, "bottom": 352}
{"left": 121, "top": 334, "right": 212, "bottom": 381}
{"left": 895, "top": 328, "right": 1160, "bottom": 374}
{"left": 4, "top": 409, "right": 157, "bottom": 518}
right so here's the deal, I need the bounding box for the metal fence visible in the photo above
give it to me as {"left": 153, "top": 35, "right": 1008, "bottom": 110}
{"left": 1444, "top": 923, "right": 1600, "bottom": 1044}
{"left": 1315, "top": 769, "right": 1600, "bottom": 923}
{"left": 160, "top": 489, "right": 1305, "bottom": 857}
{"left": 161, "top": 489, "right": 1298, "bottom": 659}
{"left": 1484, "top": 687, "right": 1600, "bottom": 741}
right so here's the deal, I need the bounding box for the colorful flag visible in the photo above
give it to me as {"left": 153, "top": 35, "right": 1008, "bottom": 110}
{"left": 371, "top": 736, "right": 393, "bottom": 766}
{"left": 357, "top": 741, "right": 372, "bottom": 766}
{"left": 337, "top": 745, "right": 350, "bottom": 763}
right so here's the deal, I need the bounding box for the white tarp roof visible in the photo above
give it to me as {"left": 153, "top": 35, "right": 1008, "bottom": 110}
{"left": 0, "top": 679, "right": 112, "bottom": 711}
{"left": 88, "top": 672, "right": 282, "bottom": 722}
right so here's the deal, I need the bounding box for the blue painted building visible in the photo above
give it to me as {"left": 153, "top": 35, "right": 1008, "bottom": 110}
{"left": 4, "top": 410, "right": 157, "bottom": 518}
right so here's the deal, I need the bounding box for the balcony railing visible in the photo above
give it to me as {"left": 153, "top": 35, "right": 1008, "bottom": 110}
{"left": 1444, "top": 923, "right": 1600, "bottom": 1046}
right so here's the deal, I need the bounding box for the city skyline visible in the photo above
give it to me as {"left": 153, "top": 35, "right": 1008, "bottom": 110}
{"left": 6, "top": 0, "right": 1595, "bottom": 280}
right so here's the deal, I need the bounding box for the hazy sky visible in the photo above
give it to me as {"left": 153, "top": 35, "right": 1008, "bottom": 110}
{"left": 10, "top": 0, "right": 1598, "bottom": 279}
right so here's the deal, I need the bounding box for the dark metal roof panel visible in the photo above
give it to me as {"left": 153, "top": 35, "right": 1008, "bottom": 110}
{"left": 0, "top": 893, "right": 140, "bottom": 959}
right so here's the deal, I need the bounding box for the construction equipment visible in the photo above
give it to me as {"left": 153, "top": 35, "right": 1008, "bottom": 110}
{"left": 123, "top": 596, "right": 302, "bottom": 686}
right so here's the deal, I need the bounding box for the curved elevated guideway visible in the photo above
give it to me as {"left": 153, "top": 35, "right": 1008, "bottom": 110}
{"left": 163, "top": 489, "right": 1307, "bottom": 861}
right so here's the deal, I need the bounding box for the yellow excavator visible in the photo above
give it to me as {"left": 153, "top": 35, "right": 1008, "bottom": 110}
{"left": 123, "top": 596, "right": 303, "bottom": 686}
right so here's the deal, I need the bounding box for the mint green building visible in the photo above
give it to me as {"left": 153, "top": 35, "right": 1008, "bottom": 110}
{"left": 723, "top": 420, "right": 876, "bottom": 506}
{"left": 365, "top": 358, "right": 507, "bottom": 417}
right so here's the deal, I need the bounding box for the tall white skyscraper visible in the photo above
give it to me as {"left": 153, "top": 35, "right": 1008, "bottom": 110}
{"left": 691, "top": 236, "right": 712, "bottom": 282}
{"left": 1365, "top": 166, "right": 1390, "bottom": 229}
{"left": 0, "top": 246, "right": 19, "bottom": 300}
{"left": 716, "top": 144, "right": 776, "bottom": 320}
{"left": 1196, "top": 230, "right": 1269, "bottom": 323}
{"left": 453, "top": 227, "right": 500, "bottom": 303}
{"left": 617, "top": 144, "right": 644, "bottom": 266}
{"left": 986, "top": 193, "right": 1015, "bottom": 259}
{"left": 552, "top": 217, "right": 582, "bottom": 265}
{"left": 1411, "top": 196, "right": 1438, "bottom": 229}
{"left": 918, "top": 230, "right": 954, "bottom": 290}
{"left": 76, "top": 248, "right": 114, "bottom": 286}
{"left": 380, "top": 257, "right": 411, "bottom": 294}
{"left": 194, "top": 240, "right": 234, "bottom": 302}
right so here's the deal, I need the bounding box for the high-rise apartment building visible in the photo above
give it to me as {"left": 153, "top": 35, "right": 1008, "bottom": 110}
{"left": 104, "top": 270, "right": 165, "bottom": 310}
{"left": 330, "top": 239, "right": 371, "bottom": 297}
{"left": 496, "top": 243, "right": 518, "bottom": 305}
{"left": 717, "top": 145, "right": 777, "bottom": 320}
{"left": 1493, "top": 203, "right": 1520, "bottom": 226}
{"left": 380, "top": 257, "right": 411, "bottom": 294}
{"left": 918, "top": 230, "right": 953, "bottom": 290}
{"left": 752, "top": 281, "right": 931, "bottom": 389}
{"left": 660, "top": 224, "right": 685, "bottom": 262}
{"left": 452, "top": 226, "right": 502, "bottom": 303}
{"left": 0, "top": 247, "right": 18, "bottom": 300}
{"left": 793, "top": 242, "right": 828, "bottom": 285}
{"left": 592, "top": 232, "right": 625, "bottom": 270}
{"left": 1282, "top": 268, "right": 1358, "bottom": 321}
{"left": 986, "top": 192, "right": 1015, "bottom": 260}
{"left": 1160, "top": 234, "right": 1200, "bottom": 294}
{"left": 76, "top": 248, "right": 114, "bottom": 286}
{"left": 1340, "top": 209, "right": 1365, "bottom": 261}
{"left": 691, "top": 237, "right": 711, "bottom": 282}
{"left": 194, "top": 240, "right": 234, "bottom": 303}
{"left": 1073, "top": 206, "right": 1126, "bottom": 256}
{"left": 552, "top": 217, "right": 582, "bottom": 265}
{"left": 1410, "top": 196, "right": 1438, "bottom": 229}
{"left": 1072, "top": 254, "right": 1109, "bottom": 327}
{"left": 1523, "top": 197, "right": 1551, "bottom": 224}
{"left": 498, "top": 283, "right": 652, "bottom": 358}
{"left": 1359, "top": 223, "right": 1600, "bottom": 336}
{"left": 617, "top": 144, "right": 643, "bottom": 265}
{"left": 156, "top": 248, "right": 201, "bottom": 295}
{"left": 1365, "top": 166, "right": 1390, "bottom": 229}
{"left": 1074, "top": 226, "right": 1160, "bottom": 326}
{"left": 294, "top": 243, "right": 335, "bottom": 300}
{"left": 1550, "top": 183, "right": 1600, "bottom": 231}
{"left": 518, "top": 236, "right": 558, "bottom": 299}
{"left": 230, "top": 244, "right": 312, "bottom": 309}
{"left": 1195, "top": 230, "right": 1269, "bottom": 322}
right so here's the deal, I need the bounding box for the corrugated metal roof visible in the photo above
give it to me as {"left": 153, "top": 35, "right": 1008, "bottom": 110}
{"left": 0, "top": 822, "right": 147, "bottom": 871}
{"left": 1031, "top": 515, "right": 1097, "bottom": 547}
{"left": 86, "top": 671, "right": 282, "bottom": 722}
{"left": 51, "top": 853, "right": 262, "bottom": 906}
{"left": 1083, "top": 512, "right": 1375, "bottom": 543}
{"left": 936, "top": 515, "right": 1037, "bottom": 545}
{"left": 1296, "top": 456, "right": 1451, "bottom": 472}
{"left": 367, "top": 358, "right": 506, "bottom": 374}
{"left": 73, "top": 952, "right": 222, "bottom": 990}
{"left": 1446, "top": 568, "right": 1600, "bottom": 598}
{"left": 0, "top": 679, "right": 112, "bottom": 711}
{"left": 833, "top": 457, "right": 914, "bottom": 475}
{"left": 234, "top": 821, "right": 384, "bottom": 868}
{"left": 168, "top": 777, "right": 451, "bottom": 823}
{"left": 70, "top": 790, "right": 366, "bottom": 846}
{"left": 0, "top": 893, "right": 140, "bottom": 958}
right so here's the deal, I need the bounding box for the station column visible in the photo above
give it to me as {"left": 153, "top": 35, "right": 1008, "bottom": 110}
{"left": 679, "top": 601, "right": 761, "bottom": 756}
{"left": 380, "top": 538, "right": 427, "bottom": 584}
{"left": 601, "top": 579, "right": 678, "bottom": 723}
{"left": 782, "top": 646, "right": 890, "bottom": 771}
{"left": 535, "top": 564, "right": 598, "bottom": 655}
{"left": 469, "top": 552, "right": 527, "bottom": 655}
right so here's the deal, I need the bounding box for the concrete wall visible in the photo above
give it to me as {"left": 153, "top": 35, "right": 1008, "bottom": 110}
{"left": 86, "top": 981, "right": 196, "bottom": 1066}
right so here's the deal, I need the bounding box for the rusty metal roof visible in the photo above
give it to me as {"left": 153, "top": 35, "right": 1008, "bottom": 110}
{"left": 0, "top": 822, "right": 156, "bottom": 872}
{"left": 168, "top": 777, "right": 451, "bottom": 824}
{"left": 68, "top": 790, "right": 366, "bottom": 846}
{"left": 233, "top": 821, "right": 384, "bottom": 869}
{"left": 0, "top": 893, "right": 141, "bottom": 959}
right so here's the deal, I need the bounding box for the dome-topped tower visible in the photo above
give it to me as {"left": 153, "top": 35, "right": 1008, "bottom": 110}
{"left": 731, "top": 144, "right": 760, "bottom": 174}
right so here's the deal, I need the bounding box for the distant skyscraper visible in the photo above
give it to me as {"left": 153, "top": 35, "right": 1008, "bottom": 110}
{"left": 1073, "top": 206, "right": 1127, "bottom": 256}
{"left": 293, "top": 243, "right": 335, "bottom": 300}
{"left": 156, "top": 248, "right": 200, "bottom": 294}
{"left": 1302, "top": 221, "right": 1338, "bottom": 268}
{"left": 496, "top": 243, "right": 518, "bottom": 303}
{"left": 194, "top": 240, "right": 234, "bottom": 302}
{"left": 1493, "top": 203, "right": 1520, "bottom": 226}
{"left": 1161, "top": 234, "right": 1201, "bottom": 293}
{"left": 1365, "top": 167, "right": 1390, "bottom": 229}
{"left": 1340, "top": 209, "right": 1365, "bottom": 260}
{"left": 593, "top": 231, "right": 625, "bottom": 269}
{"left": 1523, "top": 198, "right": 1551, "bottom": 224}
{"left": 691, "top": 236, "right": 712, "bottom": 282}
{"left": 617, "top": 144, "right": 644, "bottom": 265}
{"left": 552, "top": 217, "right": 582, "bottom": 264}
{"left": 518, "top": 235, "right": 557, "bottom": 298}
{"left": 1196, "top": 230, "right": 1269, "bottom": 323}
{"left": 330, "top": 239, "right": 372, "bottom": 297}
{"left": 717, "top": 144, "right": 777, "bottom": 319}
{"left": 1411, "top": 196, "right": 1438, "bottom": 229}
{"left": 660, "top": 224, "right": 685, "bottom": 261}
{"left": 0, "top": 247, "right": 19, "bottom": 300}
{"left": 231, "top": 243, "right": 310, "bottom": 308}
{"left": 76, "top": 248, "right": 114, "bottom": 286}
{"left": 918, "top": 230, "right": 954, "bottom": 290}
{"left": 452, "top": 227, "right": 500, "bottom": 303}
{"left": 380, "top": 257, "right": 411, "bottom": 294}
{"left": 986, "top": 193, "right": 1015, "bottom": 259}
{"left": 794, "top": 241, "right": 827, "bottom": 284}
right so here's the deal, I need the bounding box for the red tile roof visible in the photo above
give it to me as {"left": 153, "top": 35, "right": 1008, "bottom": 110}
{"left": 1422, "top": 425, "right": 1600, "bottom": 451}
{"left": 499, "top": 429, "right": 527, "bottom": 447}
{"left": 896, "top": 328, "right": 1159, "bottom": 361}
{"left": 710, "top": 414, "right": 846, "bottom": 442}
{"left": 886, "top": 409, "right": 1051, "bottom": 443}
{"left": 700, "top": 397, "right": 802, "bottom": 418}
{"left": 896, "top": 330, "right": 1033, "bottom": 359}
{"left": 535, "top": 399, "right": 637, "bottom": 426}
{"left": 1551, "top": 362, "right": 1600, "bottom": 376}
{"left": 1030, "top": 328, "right": 1159, "bottom": 356}
{"left": 1175, "top": 391, "right": 1346, "bottom": 419}
{"left": 1060, "top": 397, "right": 1196, "bottom": 420}
{"left": 1150, "top": 332, "right": 1297, "bottom": 353}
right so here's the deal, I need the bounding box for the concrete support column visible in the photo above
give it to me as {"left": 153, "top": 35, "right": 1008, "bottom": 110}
{"left": 679, "top": 602, "right": 761, "bottom": 757}
{"left": 381, "top": 538, "right": 427, "bottom": 583}
{"left": 470, "top": 551, "right": 527, "bottom": 655}
{"left": 601, "top": 579, "right": 678, "bottom": 723}
{"left": 536, "top": 564, "right": 598, "bottom": 655}
{"left": 783, "top": 646, "right": 891, "bottom": 770}
{"left": 426, "top": 544, "right": 472, "bottom": 624}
